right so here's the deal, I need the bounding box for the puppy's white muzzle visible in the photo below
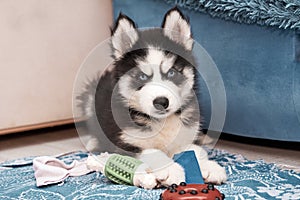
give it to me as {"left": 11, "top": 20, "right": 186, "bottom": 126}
{"left": 138, "top": 83, "right": 180, "bottom": 118}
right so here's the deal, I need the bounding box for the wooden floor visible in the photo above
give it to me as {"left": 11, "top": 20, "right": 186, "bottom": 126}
{"left": 0, "top": 125, "right": 299, "bottom": 171}
{"left": 0, "top": 125, "right": 85, "bottom": 161}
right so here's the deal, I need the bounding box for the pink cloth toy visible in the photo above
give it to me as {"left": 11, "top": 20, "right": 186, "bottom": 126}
{"left": 33, "top": 156, "right": 92, "bottom": 187}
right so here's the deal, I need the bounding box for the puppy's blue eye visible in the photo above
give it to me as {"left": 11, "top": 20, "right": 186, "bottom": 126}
{"left": 167, "top": 69, "right": 176, "bottom": 78}
{"left": 139, "top": 73, "right": 148, "bottom": 81}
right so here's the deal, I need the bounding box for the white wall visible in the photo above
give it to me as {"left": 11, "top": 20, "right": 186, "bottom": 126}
{"left": 0, "top": 0, "right": 113, "bottom": 133}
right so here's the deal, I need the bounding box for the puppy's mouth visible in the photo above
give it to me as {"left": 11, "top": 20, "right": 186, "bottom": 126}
{"left": 155, "top": 109, "right": 169, "bottom": 115}
{"left": 152, "top": 109, "right": 173, "bottom": 118}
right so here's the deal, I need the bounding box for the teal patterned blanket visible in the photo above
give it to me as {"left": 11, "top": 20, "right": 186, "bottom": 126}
{"left": 0, "top": 149, "right": 299, "bottom": 199}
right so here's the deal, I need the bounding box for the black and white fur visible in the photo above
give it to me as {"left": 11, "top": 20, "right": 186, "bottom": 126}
{"left": 79, "top": 7, "right": 227, "bottom": 188}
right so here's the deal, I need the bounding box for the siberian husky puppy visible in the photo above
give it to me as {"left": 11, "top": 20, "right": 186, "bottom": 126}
{"left": 79, "top": 7, "right": 227, "bottom": 188}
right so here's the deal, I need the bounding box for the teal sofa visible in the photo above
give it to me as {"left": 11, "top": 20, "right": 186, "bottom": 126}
{"left": 113, "top": 0, "right": 300, "bottom": 142}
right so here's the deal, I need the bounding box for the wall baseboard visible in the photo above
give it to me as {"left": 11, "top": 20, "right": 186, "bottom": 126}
{"left": 0, "top": 118, "right": 74, "bottom": 135}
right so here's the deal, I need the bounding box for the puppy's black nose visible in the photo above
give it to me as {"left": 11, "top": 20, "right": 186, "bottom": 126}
{"left": 153, "top": 97, "right": 169, "bottom": 110}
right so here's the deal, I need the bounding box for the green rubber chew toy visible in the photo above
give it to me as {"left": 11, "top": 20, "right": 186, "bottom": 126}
{"left": 86, "top": 152, "right": 158, "bottom": 189}
{"left": 104, "top": 154, "right": 143, "bottom": 185}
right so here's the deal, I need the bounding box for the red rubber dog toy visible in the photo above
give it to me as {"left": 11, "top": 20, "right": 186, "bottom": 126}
{"left": 160, "top": 182, "right": 225, "bottom": 200}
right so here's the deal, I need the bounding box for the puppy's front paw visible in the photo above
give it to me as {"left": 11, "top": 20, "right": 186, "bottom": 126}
{"left": 153, "top": 162, "right": 185, "bottom": 187}
{"left": 133, "top": 173, "right": 157, "bottom": 189}
{"left": 201, "top": 160, "right": 227, "bottom": 184}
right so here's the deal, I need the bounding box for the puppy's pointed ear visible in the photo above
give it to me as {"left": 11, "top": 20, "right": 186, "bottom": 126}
{"left": 111, "top": 13, "right": 138, "bottom": 59}
{"left": 162, "top": 7, "right": 193, "bottom": 50}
